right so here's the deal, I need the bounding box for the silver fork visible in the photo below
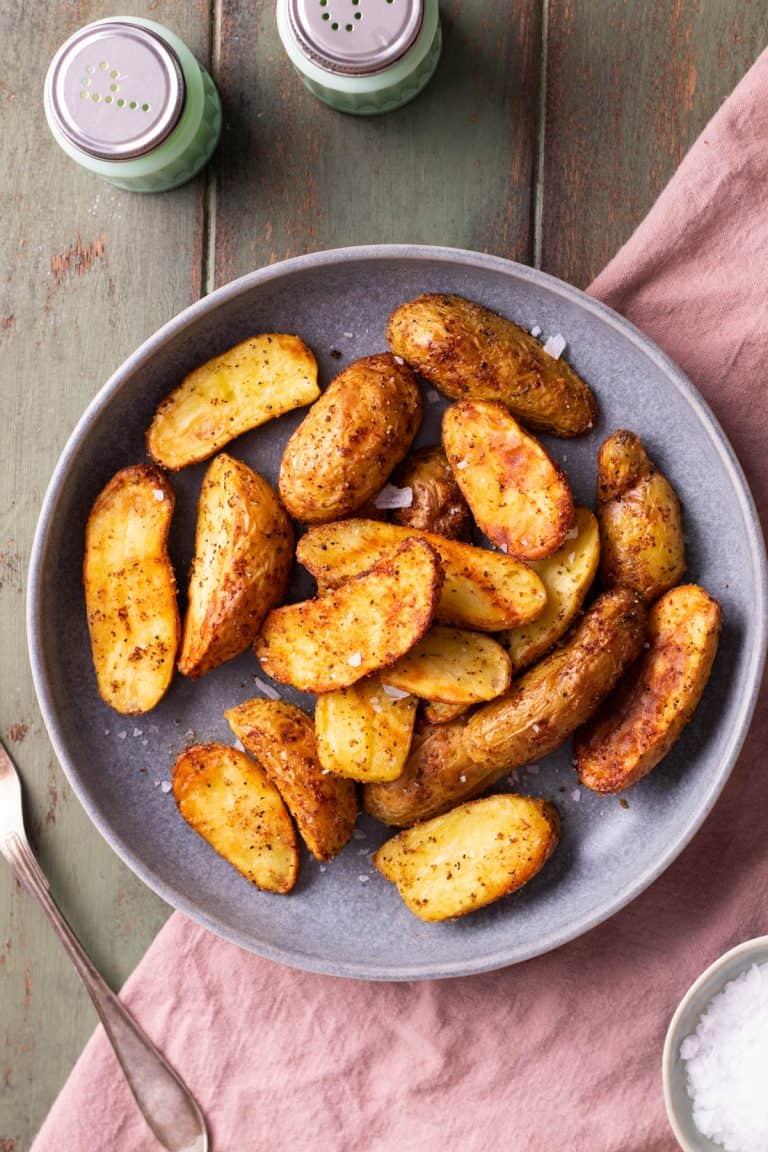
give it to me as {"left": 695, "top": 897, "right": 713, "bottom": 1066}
{"left": 0, "top": 740, "right": 208, "bottom": 1152}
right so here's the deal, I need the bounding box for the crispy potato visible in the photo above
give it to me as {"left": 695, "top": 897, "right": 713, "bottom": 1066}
{"left": 173, "top": 743, "right": 298, "bottom": 893}
{"left": 256, "top": 538, "right": 442, "bottom": 693}
{"left": 147, "top": 334, "right": 319, "bottom": 471}
{"left": 366, "top": 589, "right": 647, "bottom": 826}
{"left": 178, "top": 454, "right": 293, "bottom": 679}
{"left": 443, "top": 399, "right": 574, "bottom": 560}
{"left": 504, "top": 507, "right": 600, "bottom": 673}
{"left": 226, "top": 699, "right": 356, "bottom": 861}
{"left": 575, "top": 585, "right": 721, "bottom": 793}
{"left": 297, "top": 519, "right": 546, "bottom": 632}
{"left": 387, "top": 293, "right": 597, "bottom": 438}
{"left": 84, "top": 464, "right": 179, "bottom": 714}
{"left": 315, "top": 679, "right": 418, "bottom": 783}
{"left": 423, "top": 701, "right": 470, "bottom": 725}
{"left": 382, "top": 627, "right": 511, "bottom": 704}
{"left": 278, "top": 354, "right": 422, "bottom": 523}
{"left": 597, "top": 430, "right": 686, "bottom": 601}
{"left": 391, "top": 445, "right": 472, "bottom": 540}
{"left": 374, "top": 794, "right": 560, "bottom": 922}
{"left": 364, "top": 720, "right": 483, "bottom": 827}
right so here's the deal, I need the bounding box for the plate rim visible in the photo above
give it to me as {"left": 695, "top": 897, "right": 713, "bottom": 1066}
{"left": 26, "top": 243, "right": 768, "bottom": 980}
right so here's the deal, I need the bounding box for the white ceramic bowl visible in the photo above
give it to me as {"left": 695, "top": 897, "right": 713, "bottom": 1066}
{"left": 663, "top": 935, "right": 768, "bottom": 1150}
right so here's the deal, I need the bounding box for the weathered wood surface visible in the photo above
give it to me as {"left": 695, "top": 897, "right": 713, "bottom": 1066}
{"left": 0, "top": 2, "right": 764, "bottom": 1146}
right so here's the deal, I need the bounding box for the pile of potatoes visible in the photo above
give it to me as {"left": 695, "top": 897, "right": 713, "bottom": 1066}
{"left": 83, "top": 294, "right": 720, "bottom": 923}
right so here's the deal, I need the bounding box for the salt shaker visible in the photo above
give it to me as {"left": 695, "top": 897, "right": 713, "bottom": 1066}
{"left": 44, "top": 18, "right": 222, "bottom": 193}
{"left": 276, "top": 0, "right": 442, "bottom": 115}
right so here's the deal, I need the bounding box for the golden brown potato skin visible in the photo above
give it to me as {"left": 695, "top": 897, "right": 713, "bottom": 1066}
{"left": 387, "top": 294, "right": 597, "bottom": 438}
{"left": 374, "top": 794, "right": 560, "bottom": 922}
{"left": 423, "top": 701, "right": 470, "bottom": 725}
{"left": 366, "top": 589, "right": 647, "bottom": 827}
{"left": 279, "top": 353, "right": 422, "bottom": 523}
{"left": 226, "top": 699, "right": 357, "bottom": 861}
{"left": 391, "top": 445, "right": 472, "bottom": 540}
{"left": 178, "top": 454, "right": 293, "bottom": 679}
{"left": 173, "top": 743, "right": 298, "bottom": 893}
{"left": 575, "top": 584, "right": 721, "bottom": 793}
{"left": 443, "top": 399, "right": 574, "bottom": 560}
{"left": 256, "top": 538, "right": 442, "bottom": 693}
{"left": 597, "top": 430, "right": 686, "bottom": 602}
{"left": 84, "top": 464, "right": 179, "bottom": 715}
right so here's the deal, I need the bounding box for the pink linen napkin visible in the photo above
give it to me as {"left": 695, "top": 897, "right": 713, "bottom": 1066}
{"left": 32, "top": 48, "right": 768, "bottom": 1152}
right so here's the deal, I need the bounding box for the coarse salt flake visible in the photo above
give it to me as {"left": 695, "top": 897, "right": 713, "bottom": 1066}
{"left": 571, "top": 789, "right": 581, "bottom": 802}
{"left": 382, "top": 684, "right": 409, "bottom": 700}
{"left": 455, "top": 459, "right": 469, "bottom": 470}
{"left": 348, "top": 652, "right": 362, "bottom": 667}
{"left": 459, "top": 774, "right": 467, "bottom": 783}
{"left": 373, "top": 483, "right": 413, "bottom": 510}
{"left": 132, "top": 728, "right": 142, "bottom": 737}
{"left": 543, "top": 334, "right": 567, "bottom": 360}
{"left": 153, "top": 489, "right": 165, "bottom": 501}
{"left": 117, "top": 731, "right": 127, "bottom": 740}
{"left": 530, "top": 325, "right": 542, "bottom": 338}
{"left": 681, "top": 961, "right": 768, "bottom": 1152}
{"left": 358, "top": 875, "right": 370, "bottom": 884}
{"left": 343, "top": 331, "right": 354, "bottom": 338}
{"left": 393, "top": 355, "right": 404, "bottom": 365}
{"left": 566, "top": 525, "right": 579, "bottom": 539}
{"left": 160, "top": 780, "right": 172, "bottom": 794}
{"left": 568, "top": 552, "right": 576, "bottom": 564}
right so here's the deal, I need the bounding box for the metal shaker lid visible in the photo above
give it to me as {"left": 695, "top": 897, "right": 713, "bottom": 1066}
{"left": 287, "top": 0, "right": 424, "bottom": 75}
{"left": 44, "top": 21, "right": 185, "bottom": 161}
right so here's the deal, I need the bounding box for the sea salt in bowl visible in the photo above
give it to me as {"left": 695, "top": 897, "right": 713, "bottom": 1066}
{"left": 663, "top": 935, "right": 768, "bottom": 1152}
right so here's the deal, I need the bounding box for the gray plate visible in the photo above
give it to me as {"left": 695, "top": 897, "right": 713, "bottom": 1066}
{"left": 27, "top": 245, "right": 768, "bottom": 980}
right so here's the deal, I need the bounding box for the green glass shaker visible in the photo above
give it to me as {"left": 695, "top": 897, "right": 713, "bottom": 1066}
{"left": 276, "top": 0, "right": 442, "bottom": 115}
{"left": 44, "top": 17, "right": 222, "bottom": 193}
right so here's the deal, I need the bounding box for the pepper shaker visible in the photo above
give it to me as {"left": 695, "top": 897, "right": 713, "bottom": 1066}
{"left": 44, "top": 18, "right": 222, "bottom": 193}
{"left": 277, "top": 0, "right": 442, "bottom": 115}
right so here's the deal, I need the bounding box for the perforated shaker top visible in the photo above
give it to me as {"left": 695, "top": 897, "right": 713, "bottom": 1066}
{"left": 287, "top": 0, "right": 424, "bottom": 74}
{"left": 44, "top": 21, "right": 186, "bottom": 161}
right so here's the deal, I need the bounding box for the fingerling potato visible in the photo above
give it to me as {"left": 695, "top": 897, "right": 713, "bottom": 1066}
{"left": 256, "top": 538, "right": 442, "bottom": 693}
{"left": 375, "top": 794, "right": 560, "bottom": 922}
{"left": 575, "top": 584, "right": 721, "bottom": 793}
{"left": 226, "top": 699, "right": 356, "bottom": 861}
{"left": 178, "top": 454, "right": 293, "bottom": 679}
{"left": 173, "top": 743, "right": 298, "bottom": 893}
{"left": 382, "top": 627, "right": 511, "bottom": 704}
{"left": 297, "top": 519, "right": 546, "bottom": 632}
{"left": 84, "top": 464, "right": 179, "bottom": 715}
{"left": 387, "top": 293, "right": 597, "bottom": 437}
{"left": 443, "top": 399, "right": 574, "bottom": 560}
{"left": 466, "top": 588, "right": 647, "bottom": 773}
{"left": 147, "top": 334, "right": 319, "bottom": 470}
{"left": 504, "top": 507, "right": 600, "bottom": 673}
{"left": 391, "top": 445, "right": 472, "bottom": 540}
{"left": 279, "top": 353, "right": 422, "bottom": 523}
{"left": 597, "top": 430, "right": 685, "bottom": 601}
{"left": 315, "top": 679, "right": 418, "bottom": 783}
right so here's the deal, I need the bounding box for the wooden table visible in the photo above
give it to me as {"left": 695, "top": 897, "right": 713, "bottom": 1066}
{"left": 1, "top": 2, "right": 764, "bottom": 1144}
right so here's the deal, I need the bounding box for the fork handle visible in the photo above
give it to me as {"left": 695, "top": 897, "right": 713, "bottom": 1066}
{"left": 5, "top": 833, "right": 207, "bottom": 1152}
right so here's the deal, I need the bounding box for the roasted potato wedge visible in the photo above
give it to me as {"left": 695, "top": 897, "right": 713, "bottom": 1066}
{"left": 382, "top": 627, "right": 511, "bottom": 704}
{"left": 391, "top": 445, "right": 472, "bottom": 540}
{"left": 575, "top": 584, "right": 721, "bottom": 793}
{"left": 84, "top": 464, "right": 179, "bottom": 714}
{"left": 423, "top": 701, "right": 470, "bottom": 725}
{"left": 297, "top": 519, "right": 546, "bottom": 632}
{"left": 466, "top": 588, "right": 647, "bottom": 773}
{"left": 366, "top": 589, "right": 647, "bottom": 826}
{"left": 443, "top": 399, "right": 574, "bottom": 560}
{"left": 364, "top": 720, "right": 484, "bottom": 827}
{"left": 315, "top": 679, "right": 418, "bottom": 783}
{"left": 387, "top": 293, "right": 597, "bottom": 438}
{"left": 147, "top": 334, "right": 319, "bottom": 470}
{"left": 173, "top": 743, "right": 298, "bottom": 893}
{"left": 278, "top": 353, "right": 422, "bottom": 523}
{"left": 597, "top": 430, "right": 686, "bottom": 601}
{"left": 178, "top": 454, "right": 293, "bottom": 679}
{"left": 226, "top": 699, "right": 356, "bottom": 861}
{"left": 375, "top": 794, "right": 560, "bottom": 922}
{"left": 256, "top": 538, "right": 442, "bottom": 693}
{"left": 504, "top": 507, "right": 600, "bottom": 673}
